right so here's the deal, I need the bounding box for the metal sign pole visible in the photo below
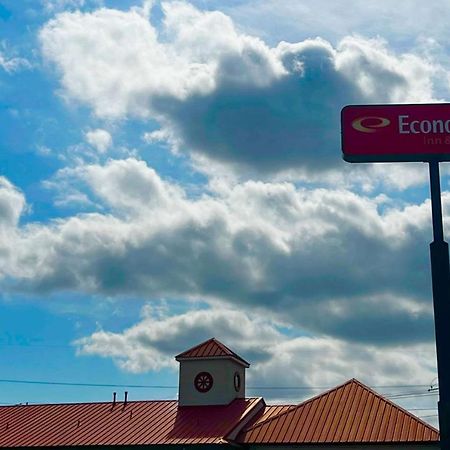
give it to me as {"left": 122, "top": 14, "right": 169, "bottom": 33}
{"left": 342, "top": 104, "right": 450, "bottom": 446}
{"left": 429, "top": 160, "right": 450, "bottom": 449}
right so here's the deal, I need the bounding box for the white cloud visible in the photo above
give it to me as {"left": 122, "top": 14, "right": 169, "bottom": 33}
{"left": 39, "top": 2, "right": 437, "bottom": 176}
{"left": 75, "top": 305, "right": 436, "bottom": 403}
{"left": 76, "top": 158, "right": 184, "bottom": 213}
{"left": 75, "top": 306, "right": 282, "bottom": 373}
{"left": 85, "top": 129, "right": 112, "bottom": 153}
{"left": 0, "top": 159, "right": 438, "bottom": 346}
{"left": 39, "top": 4, "right": 227, "bottom": 117}
{"left": 0, "top": 177, "right": 26, "bottom": 229}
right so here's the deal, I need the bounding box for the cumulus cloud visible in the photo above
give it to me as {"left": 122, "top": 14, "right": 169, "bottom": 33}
{"left": 39, "top": 2, "right": 436, "bottom": 176}
{"left": 75, "top": 306, "right": 282, "bottom": 372}
{"left": 0, "top": 159, "right": 438, "bottom": 346}
{"left": 0, "top": 177, "right": 26, "bottom": 229}
{"left": 75, "top": 305, "right": 436, "bottom": 401}
{"left": 85, "top": 129, "right": 112, "bottom": 153}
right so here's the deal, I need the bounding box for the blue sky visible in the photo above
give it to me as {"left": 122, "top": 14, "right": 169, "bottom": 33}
{"left": 0, "top": 0, "right": 447, "bottom": 426}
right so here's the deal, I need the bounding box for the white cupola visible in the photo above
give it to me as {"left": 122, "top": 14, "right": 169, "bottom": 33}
{"left": 175, "top": 338, "right": 250, "bottom": 407}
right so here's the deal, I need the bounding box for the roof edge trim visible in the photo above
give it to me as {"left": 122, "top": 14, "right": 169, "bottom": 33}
{"left": 225, "top": 398, "right": 266, "bottom": 442}
{"left": 176, "top": 355, "right": 250, "bottom": 368}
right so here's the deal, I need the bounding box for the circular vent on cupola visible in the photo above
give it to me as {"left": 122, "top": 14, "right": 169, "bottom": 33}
{"left": 194, "top": 371, "right": 214, "bottom": 393}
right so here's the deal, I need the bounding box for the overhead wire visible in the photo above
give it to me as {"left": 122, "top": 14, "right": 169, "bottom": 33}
{"left": 0, "top": 378, "right": 434, "bottom": 393}
{"left": 0, "top": 379, "right": 177, "bottom": 389}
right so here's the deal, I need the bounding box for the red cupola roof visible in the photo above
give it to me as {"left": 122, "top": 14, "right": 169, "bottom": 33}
{"left": 175, "top": 338, "right": 250, "bottom": 367}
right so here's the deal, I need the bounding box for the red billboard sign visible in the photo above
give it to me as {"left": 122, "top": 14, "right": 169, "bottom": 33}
{"left": 341, "top": 104, "right": 450, "bottom": 162}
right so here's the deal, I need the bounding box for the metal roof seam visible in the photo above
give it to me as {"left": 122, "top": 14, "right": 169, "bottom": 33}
{"left": 320, "top": 381, "right": 344, "bottom": 442}
{"left": 312, "top": 389, "right": 337, "bottom": 442}
{"left": 344, "top": 380, "right": 366, "bottom": 442}
{"left": 291, "top": 400, "right": 315, "bottom": 443}
{"left": 76, "top": 403, "right": 117, "bottom": 445}
{"left": 304, "top": 391, "right": 330, "bottom": 443}
{"left": 334, "top": 382, "right": 358, "bottom": 442}
{"left": 18, "top": 403, "right": 68, "bottom": 446}
{"left": 121, "top": 402, "right": 152, "bottom": 445}
{"left": 400, "top": 415, "right": 412, "bottom": 442}
{"left": 386, "top": 406, "right": 399, "bottom": 442}
{"left": 348, "top": 387, "right": 369, "bottom": 442}
{"left": 394, "top": 408, "right": 406, "bottom": 442}
{"left": 140, "top": 401, "right": 178, "bottom": 444}
{"left": 270, "top": 403, "right": 296, "bottom": 442}
{"left": 371, "top": 395, "right": 386, "bottom": 442}
{"left": 131, "top": 402, "right": 175, "bottom": 445}
{"left": 285, "top": 402, "right": 309, "bottom": 443}
{"left": 329, "top": 381, "right": 353, "bottom": 442}
{"left": 357, "top": 387, "right": 375, "bottom": 441}
{"left": 355, "top": 386, "right": 374, "bottom": 442}
{"left": 324, "top": 378, "right": 345, "bottom": 442}
{"left": 355, "top": 380, "right": 439, "bottom": 435}
{"left": 362, "top": 394, "right": 380, "bottom": 441}
{"left": 407, "top": 413, "right": 419, "bottom": 442}
{"left": 377, "top": 401, "right": 394, "bottom": 442}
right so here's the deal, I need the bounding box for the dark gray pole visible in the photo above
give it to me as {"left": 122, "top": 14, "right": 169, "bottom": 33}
{"left": 429, "top": 160, "right": 450, "bottom": 449}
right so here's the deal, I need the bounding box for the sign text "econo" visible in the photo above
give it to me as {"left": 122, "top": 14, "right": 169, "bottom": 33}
{"left": 399, "top": 115, "right": 450, "bottom": 134}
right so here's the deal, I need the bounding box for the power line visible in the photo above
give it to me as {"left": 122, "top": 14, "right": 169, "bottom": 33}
{"left": 386, "top": 392, "right": 438, "bottom": 399}
{"left": 0, "top": 378, "right": 432, "bottom": 391}
{"left": 409, "top": 408, "right": 438, "bottom": 411}
{"left": 0, "top": 379, "right": 177, "bottom": 389}
{"left": 250, "top": 384, "right": 429, "bottom": 390}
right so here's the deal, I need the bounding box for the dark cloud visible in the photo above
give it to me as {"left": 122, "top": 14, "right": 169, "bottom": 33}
{"left": 40, "top": 4, "right": 435, "bottom": 175}
{"left": 0, "top": 160, "right": 439, "bottom": 346}
{"left": 156, "top": 49, "right": 354, "bottom": 173}
{"left": 154, "top": 38, "right": 424, "bottom": 174}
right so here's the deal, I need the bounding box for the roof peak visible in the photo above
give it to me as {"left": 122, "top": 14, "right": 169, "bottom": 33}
{"left": 238, "top": 378, "right": 439, "bottom": 444}
{"left": 175, "top": 337, "right": 250, "bottom": 367}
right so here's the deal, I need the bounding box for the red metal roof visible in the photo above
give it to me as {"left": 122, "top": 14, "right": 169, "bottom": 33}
{"left": 0, "top": 379, "right": 439, "bottom": 448}
{"left": 0, "top": 398, "right": 262, "bottom": 448}
{"left": 248, "top": 405, "right": 294, "bottom": 427}
{"left": 237, "top": 379, "right": 439, "bottom": 444}
{"left": 175, "top": 338, "right": 250, "bottom": 367}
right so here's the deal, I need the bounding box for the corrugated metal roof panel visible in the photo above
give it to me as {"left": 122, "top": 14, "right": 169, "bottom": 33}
{"left": 254, "top": 405, "right": 293, "bottom": 424}
{"left": 175, "top": 338, "right": 250, "bottom": 367}
{"left": 0, "top": 379, "right": 439, "bottom": 447}
{"left": 237, "top": 379, "right": 439, "bottom": 444}
{"left": 0, "top": 398, "right": 262, "bottom": 447}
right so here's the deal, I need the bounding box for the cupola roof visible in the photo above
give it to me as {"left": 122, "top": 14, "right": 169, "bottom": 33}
{"left": 175, "top": 337, "right": 250, "bottom": 367}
